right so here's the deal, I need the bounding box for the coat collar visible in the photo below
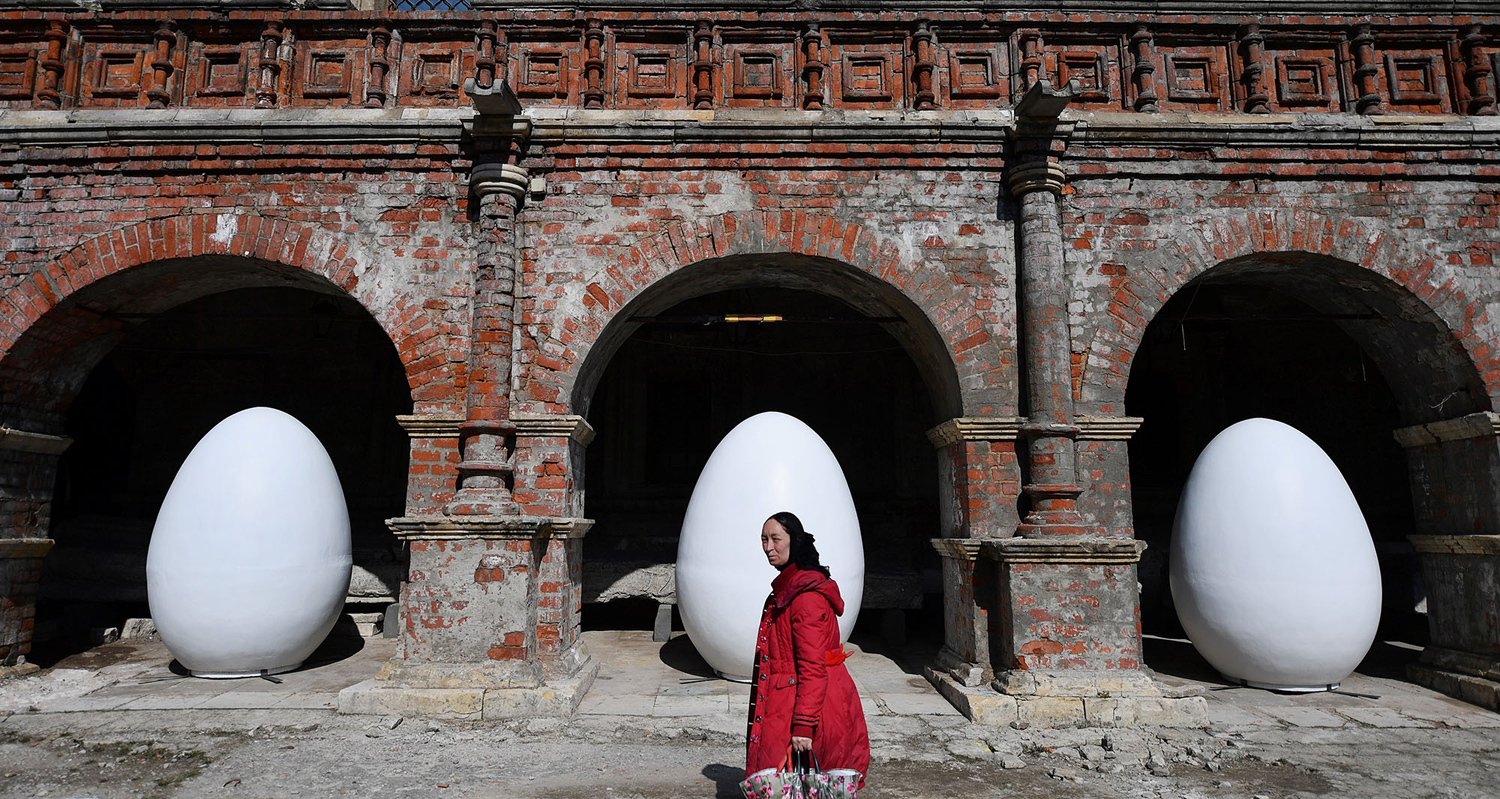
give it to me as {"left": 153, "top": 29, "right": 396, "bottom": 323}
{"left": 770, "top": 563, "right": 845, "bottom": 615}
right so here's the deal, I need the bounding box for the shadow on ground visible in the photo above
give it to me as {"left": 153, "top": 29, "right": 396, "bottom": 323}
{"left": 164, "top": 632, "right": 368, "bottom": 679}
{"left": 658, "top": 634, "right": 718, "bottom": 679}
{"left": 702, "top": 763, "right": 746, "bottom": 798}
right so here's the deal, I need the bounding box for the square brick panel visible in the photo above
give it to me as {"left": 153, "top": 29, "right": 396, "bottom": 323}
{"left": 194, "top": 46, "right": 251, "bottom": 99}
{"left": 0, "top": 47, "right": 37, "bottom": 100}
{"left": 614, "top": 35, "right": 686, "bottom": 108}
{"left": 943, "top": 41, "right": 1009, "bottom": 107}
{"left": 1158, "top": 43, "right": 1229, "bottom": 111}
{"left": 85, "top": 46, "right": 147, "bottom": 105}
{"left": 1383, "top": 49, "right": 1451, "bottom": 113}
{"left": 1045, "top": 40, "right": 1120, "bottom": 109}
{"left": 830, "top": 38, "right": 904, "bottom": 108}
{"left": 724, "top": 36, "right": 795, "bottom": 107}
{"left": 300, "top": 47, "right": 356, "bottom": 100}
{"left": 510, "top": 34, "right": 579, "bottom": 104}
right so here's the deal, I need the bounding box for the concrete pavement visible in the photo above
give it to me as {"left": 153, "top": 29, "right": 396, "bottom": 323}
{"left": 0, "top": 630, "right": 1497, "bottom": 798}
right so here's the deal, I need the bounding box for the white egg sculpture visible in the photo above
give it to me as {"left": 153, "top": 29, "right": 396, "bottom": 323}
{"left": 1170, "top": 418, "right": 1381, "bottom": 691}
{"left": 147, "top": 407, "right": 352, "bottom": 678}
{"left": 677, "top": 412, "right": 864, "bottom": 680}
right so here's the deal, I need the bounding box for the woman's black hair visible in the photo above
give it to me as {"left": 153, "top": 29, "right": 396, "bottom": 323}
{"left": 769, "top": 511, "right": 831, "bottom": 578}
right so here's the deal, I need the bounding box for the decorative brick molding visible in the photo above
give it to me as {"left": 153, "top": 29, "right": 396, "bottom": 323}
{"left": 1393, "top": 412, "right": 1500, "bottom": 448}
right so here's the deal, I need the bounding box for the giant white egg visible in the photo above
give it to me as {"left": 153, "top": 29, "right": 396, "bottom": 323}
{"left": 147, "top": 407, "right": 352, "bottom": 678}
{"left": 676, "top": 412, "right": 864, "bottom": 680}
{"left": 1170, "top": 417, "right": 1381, "bottom": 691}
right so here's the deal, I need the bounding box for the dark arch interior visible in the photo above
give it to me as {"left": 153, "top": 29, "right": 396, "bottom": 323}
{"left": 33, "top": 285, "right": 411, "bottom": 665}
{"left": 1125, "top": 257, "right": 1470, "bottom": 680}
{"left": 582, "top": 286, "right": 944, "bottom": 643}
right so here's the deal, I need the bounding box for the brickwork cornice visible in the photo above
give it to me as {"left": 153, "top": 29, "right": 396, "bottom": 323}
{"left": 0, "top": 10, "right": 1492, "bottom": 118}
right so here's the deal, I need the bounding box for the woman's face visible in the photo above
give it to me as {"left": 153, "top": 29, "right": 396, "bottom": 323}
{"left": 761, "top": 518, "right": 791, "bottom": 569}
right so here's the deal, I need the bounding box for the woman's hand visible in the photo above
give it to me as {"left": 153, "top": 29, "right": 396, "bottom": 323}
{"left": 791, "top": 736, "right": 812, "bottom": 752}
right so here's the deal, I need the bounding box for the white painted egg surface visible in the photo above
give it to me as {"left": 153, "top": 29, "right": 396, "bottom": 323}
{"left": 677, "top": 412, "right": 864, "bottom": 680}
{"left": 147, "top": 407, "right": 352, "bottom": 678}
{"left": 1170, "top": 417, "right": 1381, "bottom": 690}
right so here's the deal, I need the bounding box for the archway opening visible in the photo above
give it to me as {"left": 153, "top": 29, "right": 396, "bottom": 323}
{"left": 577, "top": 256, "right": 959, "bottom": 650}
{"left": 1125, "top": 253, "right": 1486, "bottom": 683}
{"left": 13, "top": 261, "right": 412, "bottom": 666}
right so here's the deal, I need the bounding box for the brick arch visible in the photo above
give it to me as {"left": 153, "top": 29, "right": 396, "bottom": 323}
{"left": 537, "top": 210, "right": 1008, "bottom": 419}
{"left": 1079, "top": 209, "right": 1496, "bottom": 420}
{"left": 0, "top": 214, "right": 449, "bottom": 416}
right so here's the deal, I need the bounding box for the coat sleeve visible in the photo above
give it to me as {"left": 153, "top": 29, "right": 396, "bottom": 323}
{"left": 788, "top": 592, "right": 833, "bottom": 739}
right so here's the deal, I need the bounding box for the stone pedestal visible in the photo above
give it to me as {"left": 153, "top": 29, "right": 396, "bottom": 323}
{"left": 338, "top": 515, "right": 596, "bottom": 719}
{"left": 927, "top": 536, "right": 1206, "bottom": 727}
{"left": 1408, "top": 534, "right": 1500, "bottom": 710}
{"left": 0, "top": 426, "right": 70, "bottom": 665}
{"left": 0, "top": 538, "right": 54, "bottom": 665}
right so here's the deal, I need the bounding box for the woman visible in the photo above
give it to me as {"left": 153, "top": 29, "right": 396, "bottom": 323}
{"left": 745, "top": 511, "right": 870, "bottom": 785}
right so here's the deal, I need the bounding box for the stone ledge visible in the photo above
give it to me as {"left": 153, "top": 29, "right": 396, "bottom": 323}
{"left": 338, "top": 658, "right": 597, "bottom": 720}
{"left": 0, "top": 426, "right": 71, "bottom": 455}
{"left": 983, "top": 536, "right": 1145, "bottom": 564}
{"left": 395, "top": 413, "right": 465, "bottom": 438}
{"left": 387, "top": 515, "right": 593, "bottom": 540}
{"left": 1409, "top": 663, "right": 1500, "bottom": 713}
{"left": 0, "top": 538, "right": 54, "bottom": 559}
{"left": 1409, "top": 534, "right": 1500, "bottom": 556}
{"left": 512, "top": 414, "right": 596, "bottom": 445}
{"left": 926, "top": 666, "right": 1208, "bottom": 728}
{"left": 1393, "top": 412, "right": 1500, "bottom": 448}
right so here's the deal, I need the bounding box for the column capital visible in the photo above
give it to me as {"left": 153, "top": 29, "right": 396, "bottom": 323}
{"left": 931, "top": 537, "right": 986, "bottom": 561}
{"left": 925, "top": 416, "right": 1025, "bottom": 449}
{"left": 511, "top": 414, "right": 596, "bottom": 446}
{"left": 1007, "top": 80, "right": 1077, "bottom": 197}
{"left": 464, "top": 79, "right": 537, "bottom": 206}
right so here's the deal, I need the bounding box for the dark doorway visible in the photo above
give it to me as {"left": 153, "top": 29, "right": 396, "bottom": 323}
{"left": 34, "top": 285, "right": 411, "bottom": 665}
{"left": 1126, "top": 268, "right": 1426, "bottom": 662}
{"left": 582, "top": 286, "right": 942, "bottom": 641}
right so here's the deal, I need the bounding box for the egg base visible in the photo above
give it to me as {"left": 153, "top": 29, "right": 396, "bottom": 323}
{"left": 189, "top": 661, "right": 303, "bottom": 680}
{"left": 1228, "top": 675, "right": 1340, "bottom": 693}
{"left": 716, "top": 670, "right": 752, "bottom": 684}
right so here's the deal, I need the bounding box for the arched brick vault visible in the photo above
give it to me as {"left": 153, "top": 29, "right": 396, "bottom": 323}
{"left": 529, "top": 211, "right": 1007, "bottom": 420}
{"left": 1076, "top": 209, "right": 1496, "bottom": 424}
{"left": 0, "top": 214, "right": 449, "bottom": 426}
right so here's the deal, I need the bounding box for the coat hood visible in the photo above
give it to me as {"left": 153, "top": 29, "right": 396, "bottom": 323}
{"left": 771, "top": 563, "right": 846, "bottom": 616}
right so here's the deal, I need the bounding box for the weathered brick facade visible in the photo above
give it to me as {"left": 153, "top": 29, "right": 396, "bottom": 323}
{"left": 1, "top": 1, "right": 1497, "bottom": 721}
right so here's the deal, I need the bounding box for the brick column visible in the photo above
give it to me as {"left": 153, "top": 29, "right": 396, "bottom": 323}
{"left": 339, "top": 82, "right": 596, "bottom": 719}
{"left": 961, "top": 83, "right": 1203, "bottom": 727}
{"left": 0, "top": 426, "right": 68, "bottom": 668}
{"left": 923, "top": 417, "right": 1020, "bottom": 710}
{"left": 1396, "top": 412, "right": 1500, "bottom": 710}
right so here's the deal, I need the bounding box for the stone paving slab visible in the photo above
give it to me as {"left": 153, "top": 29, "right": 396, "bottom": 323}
{"left": 1262, "top": 706, "right": 1350, "bottom": 728}
{"left": 1336, "top": 706, "right": 1434, "bottom": 728}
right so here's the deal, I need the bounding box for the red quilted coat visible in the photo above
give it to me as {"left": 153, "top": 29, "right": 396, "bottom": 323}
{"left": 744, "top": 563, "right": 870, "bottom": 783}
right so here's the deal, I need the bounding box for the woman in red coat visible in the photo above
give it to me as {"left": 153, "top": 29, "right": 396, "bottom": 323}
{"left": 745, "top": 511, "right": 870, "bottom": 786}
